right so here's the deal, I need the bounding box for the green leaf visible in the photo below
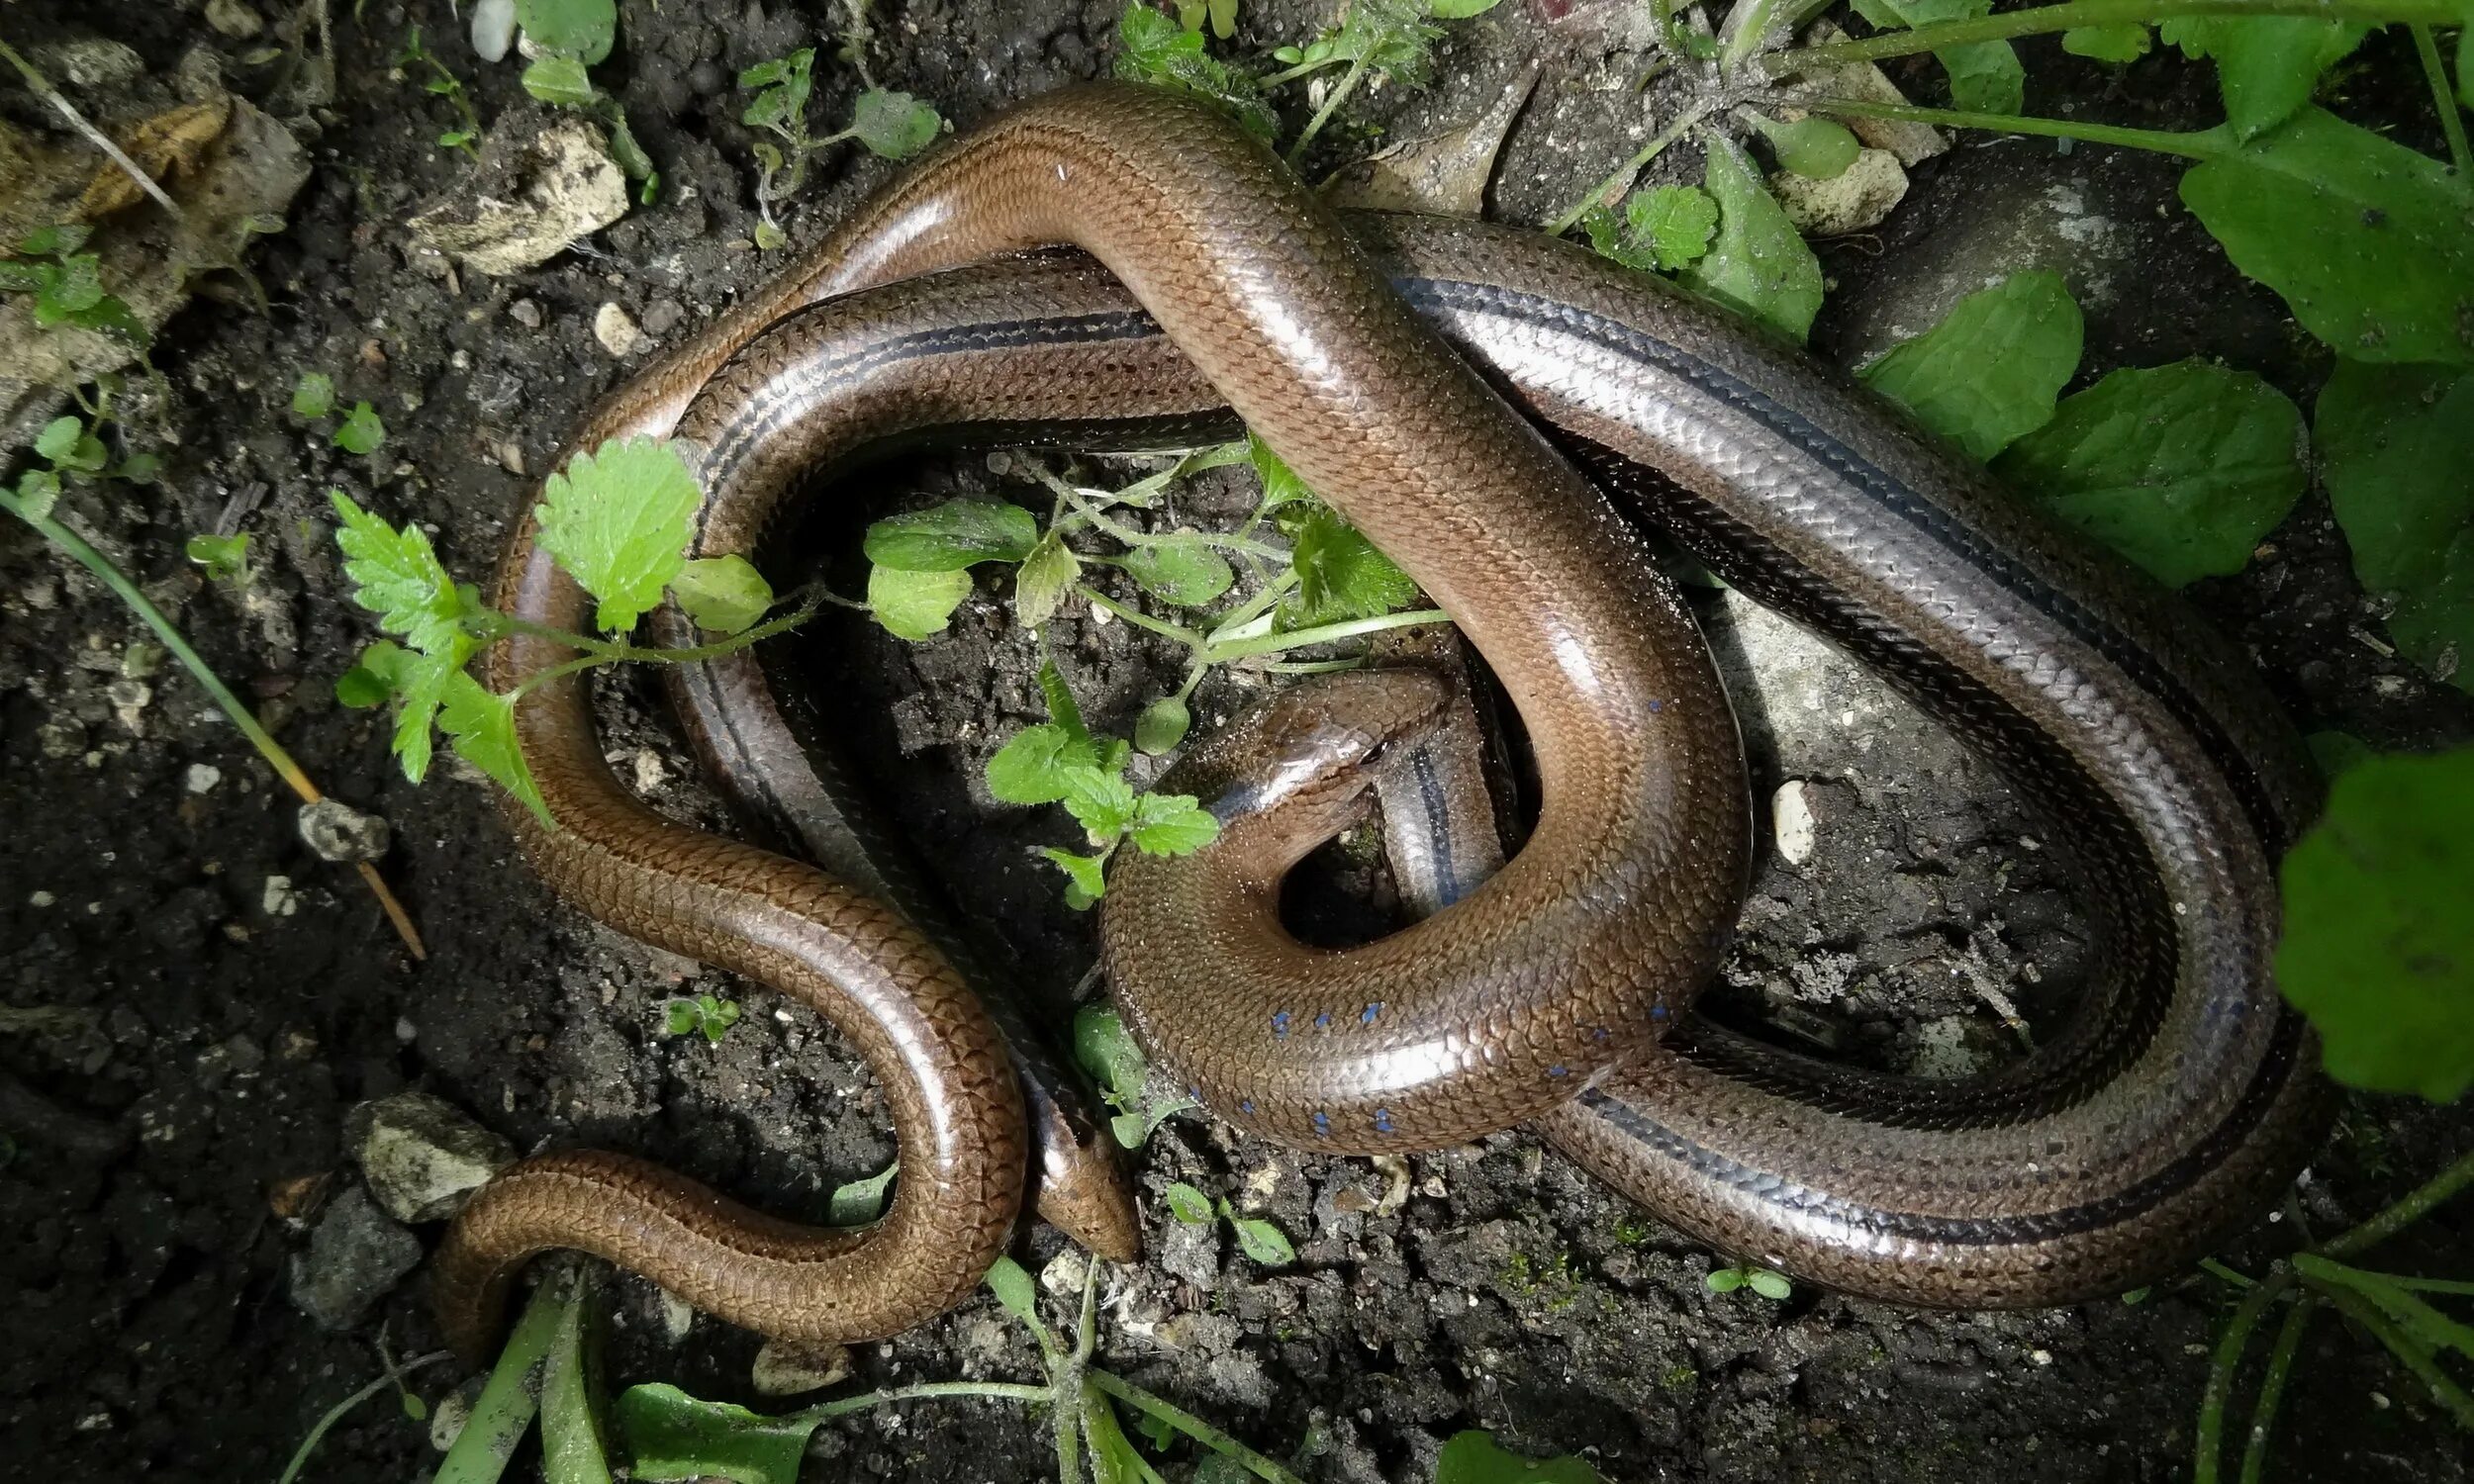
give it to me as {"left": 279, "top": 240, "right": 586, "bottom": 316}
{"left": 1035, "top": 658, "right": 1092, "bottom": 746}
{"left": 1847, "top": 0, "right": 2023, "bottom": 114}
{"left": 534, "top": 436, "right": 705, "bottom": 633}
{"left": 185, "top": 531, "right": 250, "bottom": 583}
{"left": 2276, "top": 747, "right": 2474, "bottom": 1102}
{"left": 12, "top": 468, "right": 60, "bottom": 521}
{"left": 983, "top": 1255, "right": 1042, "bottom": 1330}
{"left": 1039, "top": 847, "right": 1108, "bottom": 909}
{"left": 670, "top": 555, "right": 773, "bottom": 634}
{"left": 2061, "top": 23, "right": 2151, "bottom": 62}
{"left": 1063, "top": 767, "right": 1139, "bottom": 843}
{"left": 662, "top": 998, "right": 701, "bottom": 1037}
{"left": 34, "top": 416, "right": 83, "bottom": 466}
{"left": 331, "top": 491, "right": 470, "bottom": 655}
{"left": 868, "top": 565, "right": 973, "bottom": 640}
{"left": 440, "top": 671, "right": 550, "bottom": 825}
{"left": 1109, "top": 1112, "right": 1149, "bottom": 1147}
{"left": 539, "top": 1288, "right": 612, "bottom": 1484}
{"left": 63, "top": 291, "right": 147, "bottom": 344}
{"left": 1246, "top": 433, "right": 1318, "bottom": 510}
{"left": 2160, "top": 16, "right": 2365, "bottom": 140}
{"left": 828, "top": 1161, "right": 899, "bottom": 1226}
{"left": 1163, "top": 1181, "right": 1215, "bottom": 1224}
{"left": 2316, "top": 362, "right": 2474, "bottom": 691}
{"left": 612, "top": 1384, "right": 820, "bottom": 1484}
{"left": 0, "top": 258, "right": 45, "bottom": 293}
{"left": 337, "top": 641, "right": 407, "bottom": 709}
{"left": 1431, "top": 0, "right": 1508, "bottom": 13}
{"left": 31, "top": 253, "right": 103, "bottom": 325}
{"left": 1856, "top": 270, "right": 2083, "bottom": 462}
{"left": 738, "top": 49, "right": 812, "bottom": 132}
{"left": 2308, "top": 731, "right": 2376, "bottom": 780}
{"left": 849, "top": 89, "right": 942, "bottom": 159}
{"left": 1076, "top": 1004, "right": 1153, "bottom": 1108}
{"left": 522, "top": 54, "right": 598, "bottom": 109}
{"left": 111, "top": 451, "right": 159, "bottom": 485}
{"left": 1013, "top": 531, "right": 1083, "bottom": 629}
{"left": 1127, "top": 792, "right": 1219, "bottom": 856}
{"left": 1226, "top": 1212, "right": 1294, "bottom": 1266}
{"left": 1434, "top": 1430, "right": 1607, "bottom": 1484}
{"left": 1118, "top": 539, "right": 1234, "bottom": 605}
{"left": 1747, "top": 1268, "right": 1793, "bottom": 1299}
{"left": 436, "top": 1277, "right": 572, "bottom": 1484}
{"left": 516, "top": 0, "right": 617, "bottom": 63}
{"left": 1286, "top": 504, "right": 1418, "bottom": 624}
{"left": 390, "top": 645, "right": 472, "bottom": 785}
{"left": 1134, "top": 695, "right": 1191, "bottom": 755}
{"left": 1681, "top": 136, "right": 1824, "bottom": 344}
{"left": 863, "top": 500, "right": 1040, "bottom": 571}
{"left": 292, "top": 370, "right": 335, "bottom": 418}
{"left": 1705, "top": 1266, "right": 1747, "bottom": 1292}
{"left": 17, "top": 224, "right": 90, "bottom": 256}
{"left": 1113, "top": 2, "right": 1279, "bottom": 142}
{"left": 2179, "top": 108, "right": 2474, "bottom": 366}
{"left": 987, "top": 723, "right": 1099, "bottom": 804}
{"left": 333, "top": 401, "right": 385, "bottom": 457}
{"left": 1993, "top": 360, "right": 2305, "bottom": 588}
{"left": 1628, "top": 184, "right": 1719, "bottom": 270}
{"left": 1755, "top": 116, "right": 1859, "bottom": 180}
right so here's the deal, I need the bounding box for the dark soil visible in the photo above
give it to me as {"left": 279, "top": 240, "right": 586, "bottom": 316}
{"left": 3, "top": 3, "right": 2470, "bottom": 1483}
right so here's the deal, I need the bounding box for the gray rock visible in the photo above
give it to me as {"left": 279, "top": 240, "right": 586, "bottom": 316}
{"left": 408, "top": 119, "right": 628, "bottom": 277}
{"left": 348, "top": 1090, "right": 517, "bottom": 1222}
{"left": 290, "top": 1186, "right": 422, "bottom": 1330}
{"left": 1159, "top": 1210, "right": 1223, "bottom": 1288}
{"left": 298, "top": 798, "right": 392, "bottom": 863}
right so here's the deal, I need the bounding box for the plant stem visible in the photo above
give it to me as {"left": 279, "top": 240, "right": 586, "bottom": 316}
{"left": 1079, "top": 585, "right": 1206, "bottom": 646}
{"left": 1086, "top": 1370, "right": 1307, "bottom": 1484}
{"left": 2202, "top": 1257, "right": 2258, "bottom": 1289}
{"left": 275, "top": 1351, "right": 454, "bottom": 1484}
{"left": 1546, "top": 101, "right": 1718, "bottom": 235}
{"left": 2410, "top": 24, "right": 2472, "bottom": 177}
{"left": 0, "top": 37, "right": 187, "bottom": 219}
{"left": 2195, "top": 1270, "right": 2293, "bottom": 1484}
{"left": 2, "top": 490, "right": 427, "bottom": 959}
{"left": 2321, "top": 1146, "right": 2474, "bottom": 1259}
{"left": 1202, "top": 607, "right": 1449, "bottom": 663}
{"left": 2238, "top": 1296, "right": 2315, "bottom": 1484}
{"left": 1799, "top": 96, "right": 2228, "bottom": 159}
{"left": 1286, "top": 50, "right": 1374, "bottom": 164}
{"left": 1761, "top": 0, "right": 2466, "bottom": 77}
{"left": 2377, "top": 1275, "right": 2474, "bottom": 1296}
{"left": 2310, "top": 1282, "right": 2474, "bottom": 1431}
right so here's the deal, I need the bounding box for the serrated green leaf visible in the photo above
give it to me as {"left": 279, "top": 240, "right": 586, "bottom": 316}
{"left": 1682, "top": 137, "right": 1823, "bottom": 344}
{"left": 662, "top": 998, "right": 700, "bottom": 1037}
{"left": 868, "top": 564, "right": 973, "bottom": 640}
{"left": 988, "top": 723, "right": 1099, "bottom": 804}
{"left": 670, "top": 555, "right": 773, "bottom": 634}
{"left": 1993, "top": 360, "right": 2305, "bottom": 588}
{"left": 1848, "top": 0, "right": 2023, "bottom": 114}
{"left": 2061, "top": 23, "right": 2151, "bottom": 62}
{"left": 1013, "top": 531, "right": 1083, "bottom": 629}
{"left": 1580, "top": 205, "right": 1660, "bottom": 274}
{"left": 1163, "top": 1181, "right": 1215, "bottom": 1224}
{"left": 535, "top": 436, "right": 704, "bottom": 633}
{"left": 1434, "top": 1430, "right": 1606, "bottom": 1484}
{"left": 1286, "top": 504, "right": 1418, "bottom": 624}
{"left": 828, "top": 1161, "right": 899, "bottom": 1226}
{"left": 984, "top": 1255, "right": 1041, "bottom": 1330}
{"left": 332, "top": 491, "right": 470, "bottom": 656}
{"left": 387, "top": 644, "right": 467, "bottom": 785}
{"left": 1113, "top": 2, "right": 1280, "bottom": 142}
{"left": 1857, "top": 270, "right": 2083, "bottom": 462}
{"left": 185, "top": 531, "right": 250, "bottom": 583}
{"left": 440, "top": 671, "right": 549, "bottom": 825}
{"left": 612, "top": 1384, "right": 819, "bottom": 1484}
{"left": 12, "top": 469, "right": 60, "bottom": 521}
{"left": 863, "top": 500, "right": 1041, "bottom": 571}
{"left": 2317, "top": 362, "right": 2474, "bottom": 692}
{"left": 1628, "top": 184, "right": 1718, "bottom": 270}
{"left": 849, "top": 89, "right": 942, "bottom": 160}
{"left": 333, "top": 401, "right": 386, "bottom": 456}
{"left": 32, "top": 254, "right": 103, "bottom": 325}
{"left": 1227, "top": 1214, "right": 1293, "bottom": 1266}
{"left": 522, "top": 54, "right": 598, "bottom": 108}
{"left": 2160, "top": 16, "right": 2365, "bottom": 140}
{"left": 1757, "top": 116, "right": 1859, "bottom": 180}
{"left": 1076, "top": 1004, "right": 1150, "bottom": 1105}
{"left": 1039, "top": 847, "right": 1108, "bottom": 906}
{"left": 1064, "top": 767, "right": 1139, "bottom": 842}
{"left": 516, "top": 0, "right": 616, "bottom": 63}
{"left": 1118, "top": 539, "right": 1234, "bottom": 605}
{"left": 2179, "top": 108, "right": 2474, "bottom": 366}
{"left": 35, "top": 416, "right": 83, "bottom": 464}
{"left": 1247, "top": 433, "right": 1316, "bottom": 509}
{"left": 292, "top": 371, "right": 335, "bottom": 418}
{"left": 1128, "top": 792, "right": 1219, "bottom": 856}
{"left": 2276, "top": 747, "right": 2474, "bottom": 1102}
{"left": 1134, "top": 695, "right": 1191, "bottom": 755}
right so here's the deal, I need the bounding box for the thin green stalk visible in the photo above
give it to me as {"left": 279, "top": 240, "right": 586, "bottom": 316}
{"left": 2238, "top": 1296, "right": 2316, "bottom": 1484}
{"left": 1206, "top": 569, "right": 1302, "bottom": 641}
{"left": 2310, "top": 1283, "right": 2474, "bottom": 1431}
{"left": 2203, "top": 1257, "right": 2259, "bottom": 1289}
{"left": 2410, "top": 25, "right": 2472, "bottom": 177}
{"left": 1060, "top": 484, "right": 1289, "bottom": 560}
{"left": 1546, "top": 101, "right": 1718, "bottom": 235}
{"left": 1084, "top": 1382, "right": 1172, "bottom": 1484}
{"left": 276, "top": 1352, "right": 455, "bottom": 1484}
{"left": 1080, "top": 585, "right": 1206, "bottom": 646}
{"left": 1801, "top": 96, "right": 2228, "bottom": 159}
{"left": 1202, "top": 606, "right": 1448, "bottom": 663}
{"left": 2322, "top": 1146, "right": 2474, "bottom": 1259}
{"left": 1287, "top": 50, "right": 1375, "bottom": 163}
{"left": 495, "top": 596, "right": 823, "bottom": 668}
{"left": 2379, "top": 1275, "right": 2474, "bottom": 1297}
{"left": 1086, "top": 1370, "right": 1307, "bottom": 1484}
{"left": 2195, "top": 1271, "right": 2293, "bottom": 1484}
{"left": 1761, "top": 0, "right": 2466, "bottom": 77}
{"left": 804, "top": 1381, "right": 1056, "bottom": 1420}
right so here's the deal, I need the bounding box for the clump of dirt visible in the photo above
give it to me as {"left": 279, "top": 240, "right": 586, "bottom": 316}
{"left": 2, "top": 4, "right": 2469, "bottom": 1483}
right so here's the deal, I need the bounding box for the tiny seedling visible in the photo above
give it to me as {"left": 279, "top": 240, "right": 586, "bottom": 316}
{"left": 661, "top": 992, "right": 741, "bottom": 1044}
{"left": 1706, "top": 1263, "right": 1793, "bottom": 1300}
{"left": 505, "top": 0, "right": 659, "bottom": 201}
{"left": 396, "top": 25, "right": 483, "bottom": 156}
{"left": 288, "top": 369, "right": 386, "bottom": 456}
{"left": 1161, "top": 1180, "right": 1296, "bottom": 1265}
{"left": 186, "top": 531, "right": 251, "bottom": 587}
{"left": 738, "top": 46, "right": 944, "bottom": 249}
{"left": 0, "top": 224, "right": 150, "bottom": 345}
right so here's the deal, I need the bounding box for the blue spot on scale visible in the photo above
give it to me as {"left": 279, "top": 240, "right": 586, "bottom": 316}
{"left": 1590, "top": 1026, "right": 1610, "bottom": 1043}
{"left": 1361, "top": 1002, "right": 1382, "bottom": 1025}
{"left": 1188, "top": 1085, "right": 1202, "bottom": 1102}
{"left": 1648, "top": 697, "right": 1664, "bottom": 713}
{"left": 1312, "top": 1110, "right": 1331, "bottom": 1137}
{"left": 1241, "top": 1098, "right": 1256, "bottom": 1115}
{"left": 1651, "top": 1003, "right": 1670, "bottom": 1022}
{"left": 1315, "top": 1011, "right": 1331, "bottom": 1030}
{"left": 1272, "top": 1010, "right": 1291, "bottom": 1038}
{"left": 1549, "top": 1065, "right": 1569, "bottom": 1078}
{"left": 1375, "top": 1108, "right": 1394, "bottom": 1134}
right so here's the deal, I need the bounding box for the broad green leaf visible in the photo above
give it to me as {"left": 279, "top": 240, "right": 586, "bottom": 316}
{"left": 1039, "top": 847, "right": 1108, "bottom": 909}
{"left": 1113, "top": 2, "right": 1279, "bottom": 141}
{"left": 850, "top": 89, "right": 942, "bottom": 159}
{"left": 1705, "top": 1266, "right": 1747, "bottom": 1292}
{"left": 539, "top": 1289, "right": 612, "bottom": 1484}
{"left": 669, "top": 555, "right": 773, "bottom": 634}
{"left": 440, "top": 671, "right": 550, "bottom": 825}
{"left": 828, "top": 1161, "right": 898, "bottom": 1226}
{"left": 516, "top": 0, "right": 616, "bottom": 63}
{"left": 1134, "top": 695, "right": 1191, "bottom": 755}
{"left": 333, "top": 401, "right": 386, "bottom": 456}
{"left": 1434, "top": 1430, "right": 1606, "bottom": 1484}
{"left": 1118, "top": 539, "right": 1234, "bottom": 605}
{"left": 2276, "top": 746, "right": 2474, "bottom": 1102}
{"left": 2316, "top": 361, "right": 2474, "bottom": 691}
{"left": 535, "top": 436, "right": 705, "bottom": 633}
{"left": 2159, "top": 16, "right": 2365, "bottom": 140}
{"left": 1075, "top": 1005, "right": 1150, "bottom": 1105}
{"left": 868, "top": 564, "right": 973, "bottom": 639}
{"left": 2179, "top": 108, "right": 2474, "bottom": 366}
{"left": 2061, "top": 24, "right": 2151, "bottom": 62}
{"left": 1847, "top": 0, "right": 2023, "bottom": 115}
{"left": 292, "top": 370, "right": 335, "bottom": 417}
{"left": 1993, "top": 360, "right": 2305, "bottom": 588}
{"left": 1746, "top": 1268, "right": 1793, "bottom": 1299}
{"left": 1127, "top": 792, "right": 1219, "bottom": 856}
{"left": 522, "top": 54, "right": 597, "bottom": 108}
{"left": 1013, "top": 531, "right": 1083, "bottom": 629}
{"left": 35, "top": 416, "right": 84, "bottom": 466}
{"left": 1247, "top": 433, "right": 1317, "bottom": 510}
{"left": 1681, "top": 137, "right": 1823, "bottom": 344}
{"left": 332, "top": 491, "right": 469, "bottom": 655}
{"left": 1857, "top": 270, "right": 2083, "bottom": 462}
{"left": 1225, "top": 1211, "right": 1294, "bottom": 1265}
{"left": 335, "top": 639, "right": 409, "bottom": 709}
{"left": 987, "top": 723, "right": 1098, "bottom": 804}
{"left": 186, "top": 531, "right": 250, "bottom": 583}
{"left": 1286, "top": 505, "right": 1418, "bottom": 625}
{"left": 1755, "top": 116, "right": 1859, "bottom": 180}
{"left": 611, "top": 1384, "right": 819, "bottom": 1484}
{"left": 31, "top": 253, "right": 103, "bottom": 324}
{"left": 1063, "top": 768, "right": 1139, "bottom": 842}
{"left": 1163, "top": 1181, "right": 1215, "bottom": 1224}
{"left": 1628, "top": 184, "right": 1718, "bottom": 270}
{"left": 983, "top": 1255, "right": 1041, "bottom": 1330}
{"left": 2308, "top": 731, "right": 2376, "bottom": 780}
{"left": 0, "top": 258, "right": 44, "bottom": 293}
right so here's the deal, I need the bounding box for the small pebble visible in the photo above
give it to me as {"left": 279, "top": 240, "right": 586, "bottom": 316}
{"left": 594, "top": 302, "right": 642, "bottom": 356}
{"left": 1773, "top": 780, "right": 1815, "bottom": 866}
{"left": 641, "top": 299, "right": 685, "bottom": 337}
{"left": 299, "top": 798, "right": 393, "bottom": 863}
{"left": 261, "top": 875, "right": 299, "bottom": 917}
{"left": 509, "top": 298, "right": 542, "bottom": 328}
{"left": 186, "top": 764, "right": 223, "bottom": 794}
